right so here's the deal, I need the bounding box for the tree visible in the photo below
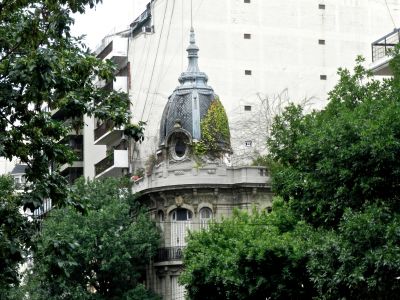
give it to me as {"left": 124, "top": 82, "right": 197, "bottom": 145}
{"left": 180, "top": 199, "right": 316, "bottom": 300}
{"left": 268, "top": 57, "right": 400, "bottom": 227}
{"left": 0, "top": 1, "right": 144, "bottom": 292}
{"left": 0, "top": 0, "right": 144, "bottom": 212}
{"left": 23, "top": 178, "right": 160, "bottom": 300}
{"left": 182, "top": 54, "right": 400, "bottom": 299}
{"left": 0, "top": 175, "right": 34, "bottom": 298}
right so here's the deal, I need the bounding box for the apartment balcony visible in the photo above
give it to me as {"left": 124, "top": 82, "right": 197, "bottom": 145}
{"left": 94, "top": 120, "right": 125, "bottom": 145}
{"left": 96, "top": 36, "right": 128, "bottom": 69}
{"left": 95, "top": 150, "right": 128, "bottom": 178}
{"left": 154, "top": 247, "right": 184, "bottom": 264}
{"left": 96, "top": 76, "right": 128, "bottom": 93}
{"left": 371, "top": 28, "right": 400, "bottom": 76}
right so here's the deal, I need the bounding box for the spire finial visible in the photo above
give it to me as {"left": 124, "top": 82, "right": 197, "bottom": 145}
{"left": 186, "top": 28, "right": 200, "bottom": 73}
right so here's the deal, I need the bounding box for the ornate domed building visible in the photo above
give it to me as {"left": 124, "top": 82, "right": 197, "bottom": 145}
{"left": 133, "top": 29, "right": 272, "bottom": 300}
{"left": 158, "top": 28, "right": 231, "bottom": 166}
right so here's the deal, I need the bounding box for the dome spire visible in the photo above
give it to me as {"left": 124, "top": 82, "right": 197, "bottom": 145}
{"left": 178, "top": 28, "right": 208, "bottom": 85}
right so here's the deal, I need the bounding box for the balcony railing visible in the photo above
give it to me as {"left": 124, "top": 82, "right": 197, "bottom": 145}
{"left": 95, "top": 151, "right": 114, "bottom": 176}
{"left": 94, "top": 120, "right": 114, "bottom": 141}
{"left": 155, "top": 247, "right": 185, "bottom": 263}
{"left": 372, "top": 28, "right": 400, "bottom": 62}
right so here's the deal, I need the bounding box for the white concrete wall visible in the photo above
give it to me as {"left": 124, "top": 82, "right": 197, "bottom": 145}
{"left": 128, "top": 0, "right": 400, "bottom": 166}
{"left": 0, "top": 157, "right": 15, "bottom": 175}
{"left": 83, "top": 115, "right": 106, "bottom": 180}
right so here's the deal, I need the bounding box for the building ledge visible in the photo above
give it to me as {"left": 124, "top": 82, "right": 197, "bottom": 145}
{"left": 133, "top": 165, "right": 270, "bottom": 195}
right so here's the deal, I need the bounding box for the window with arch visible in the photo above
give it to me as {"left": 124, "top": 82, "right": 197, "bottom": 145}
{"left": 169, "top": 132, "right": 190, "bottom": 161}
{"left": 199, "top": 207, "right": 213, "bottom": 229}
{"left": 170, "top": 208, "right": 193, "bottom": 247}
{"left": 171, "top": 208, "right": 193, "bottom": 221}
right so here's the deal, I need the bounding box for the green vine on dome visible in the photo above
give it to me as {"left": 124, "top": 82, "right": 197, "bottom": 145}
{"left": 194, "top": 98, "right": 231, "bottom": 157}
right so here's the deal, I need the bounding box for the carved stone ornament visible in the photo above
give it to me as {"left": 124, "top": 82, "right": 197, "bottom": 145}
{"left": 175, "top": 195, "right": 184, "bottom": 207}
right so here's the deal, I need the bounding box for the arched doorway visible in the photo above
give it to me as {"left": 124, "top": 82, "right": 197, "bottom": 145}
{"left": 170, "top": 208, "right": 192, "bottom": 247}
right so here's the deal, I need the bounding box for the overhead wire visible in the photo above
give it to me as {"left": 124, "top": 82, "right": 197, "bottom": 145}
{"left": 146, "top": 0, "right": 177, "bottom": 123}
{"left": 384, "top": 0, "right": 397, "bottom": 29}
{"left": 140, "top": 0, "right": 170, "bottom": 121}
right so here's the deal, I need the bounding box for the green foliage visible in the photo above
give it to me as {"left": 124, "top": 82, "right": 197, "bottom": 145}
{"left": 0, "top": 0, "right": 143, "bottom": 213}
{"left": 0, "top": 176, "right": 34, "bottom": 297}
{"left": 268, "top": 56, "right": 400, "bottom": 227}
{"left": 195, "top": 98, "right": 231, "bottom": 157}
{"left": 23, "top": 178, "right": 160, "bottom": 300}
{"left": 307, "top": 204, "right": 400, "bottom": 299}
{"left": 181, "top": 199, "right": 316, "bottom": 300}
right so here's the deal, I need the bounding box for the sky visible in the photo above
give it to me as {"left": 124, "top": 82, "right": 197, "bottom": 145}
{"left": 71, "top": 0, "right": 147, "bottom": 50}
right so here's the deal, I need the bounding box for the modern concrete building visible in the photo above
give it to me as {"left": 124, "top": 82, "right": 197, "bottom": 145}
{"left": 90, "top": 36, "right": 130, "bottom": 179}
{"left": 126, "top": 0, "right": 400, "bottom": 168}
{"left": 133, "top": 29, "right": 273, "bottom": 299}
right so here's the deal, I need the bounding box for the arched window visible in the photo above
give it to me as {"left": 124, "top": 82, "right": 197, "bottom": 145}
{"left": 199, "top": 207, "right": 212, "bottom": 229}
{"left": 170, "top": 208, "right": 193, "bottom": 247}
{"left": 171, "top": 208, "right": 192, "bottom": 221}
{"left": 169, "top": 132, "right": 189, "bottom": 161}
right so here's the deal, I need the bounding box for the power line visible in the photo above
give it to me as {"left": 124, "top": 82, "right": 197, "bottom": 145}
{"left": 384, "top": 0, "right": 397, "bottom": 29}
{"left": 146, "top": 0, "right": 177, "bottom": 123}
{"left": 141, "top": 0, "right": 170, "bottom": 121}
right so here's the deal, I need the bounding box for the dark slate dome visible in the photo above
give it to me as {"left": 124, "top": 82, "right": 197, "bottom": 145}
{"left": 159, "top": 28, "right": 218, "bottom": 146}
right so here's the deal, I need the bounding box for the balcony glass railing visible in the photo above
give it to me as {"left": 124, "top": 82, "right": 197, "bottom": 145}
{"left": 95, "top": 152, "right": 114, "bottom": 176}
{"left": 155, "top": 246, "right": 185, "bottom": 262}
{"left": 372, "top": 28, "right": 400, "bottom": 62}
{"left": 94, "top": 120, "right": 115, "bottom": 141}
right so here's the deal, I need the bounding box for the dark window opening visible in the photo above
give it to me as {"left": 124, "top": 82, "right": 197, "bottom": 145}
{"left": 319, "top": 4, "right": 325, "bottom": 9}
{"left": 320, "top": 75, "right": 327, "bottom": 80}
{"left": 245, "top": 70, "right": 252, "bottom": 75}
{"left": 318, "top": 39, "right": 325, "bottom": 45}
{"left": 244, "top": 105, "right": 252, "bottom": 111}
{"left": 244, "top": 33, "right": 251, "bottom": 39}
{"left": 244, "top": 0, "right": 251, "bottom": 3}
{"left": 175, "top": 139, "right": 187, "bottom": 157}
{"left": 174, "top": 208, "right": 192, "bottom": 221}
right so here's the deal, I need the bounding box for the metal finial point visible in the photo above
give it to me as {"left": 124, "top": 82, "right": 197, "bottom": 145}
{"left": 190, "top": 27, "right": 195, "bottom": 44}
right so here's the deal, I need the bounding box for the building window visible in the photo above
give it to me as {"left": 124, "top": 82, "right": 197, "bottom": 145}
{"left": 245, "top": 70, "right": 252, "bottom": 75}
{"left": 245, "top": 140, "right": 253, "bottom": 147}
{"left": 171, "top": 276, "right": 185, "bottom": 300}
{"left": 244, "top": 105, "right": 252, "bottom": 111}
{"left": 169, "top": 132, "right": 189, "bottom": 161}
{"left": 319, "top": 4, "right": 325, "bottom": 9}
{"left": 171, "top": 208, "right": 192, "bottom": 221}
{"left": 320, "top": 75, "right": 327, "bottom": 80}
{"left": 171, "top": 208, "right": 192, "bottom": 247}
{"left": 244, "top": 33, "right": 251, "bottom": 39}
{"left": 200, "top": 207, "right": 212, "bottom": 229}
{"left": 244, "top": 0, "right": 250, "bottom": 3}
{"left": 318, "top": 39, "right": 325, "bottom": 45}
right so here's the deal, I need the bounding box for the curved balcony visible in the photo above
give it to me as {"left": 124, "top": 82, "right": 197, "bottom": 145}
{"left": 155, "top": 246, "right": 185, "bottom": 263}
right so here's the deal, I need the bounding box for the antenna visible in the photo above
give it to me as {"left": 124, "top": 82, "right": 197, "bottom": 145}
{"left": 191, "top": 0, "right": 193, "bottom": 29}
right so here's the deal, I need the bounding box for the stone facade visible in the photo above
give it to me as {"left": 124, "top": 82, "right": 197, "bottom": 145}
{"left": 132, "top": 29, "right": 272, "bottom": 300}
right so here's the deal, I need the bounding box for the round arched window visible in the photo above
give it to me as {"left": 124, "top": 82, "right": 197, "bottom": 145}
{"left": 175, "top": 139, "right": 187, "bottom": 158}
{"left": 200, "top": 207, "right": 212, "bottom": 229}
{"left": 171, "top": 208, "right": 193, "bottom": 221}
{"left": 169, "top": 132, "right": 190, "bottom": 161}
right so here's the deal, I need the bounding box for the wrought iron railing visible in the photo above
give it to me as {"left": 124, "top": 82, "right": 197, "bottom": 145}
{"left": 95, "top": 152, "right": 114, "bottom": 175}
{"left": 94, "top": 120, "right": 114, "bottom": 141}
{"left": 372, "top": 28, "right": 400, "bottom": 62}
{"left": 155, "top": 246, "right": 185, "bottom": 262}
